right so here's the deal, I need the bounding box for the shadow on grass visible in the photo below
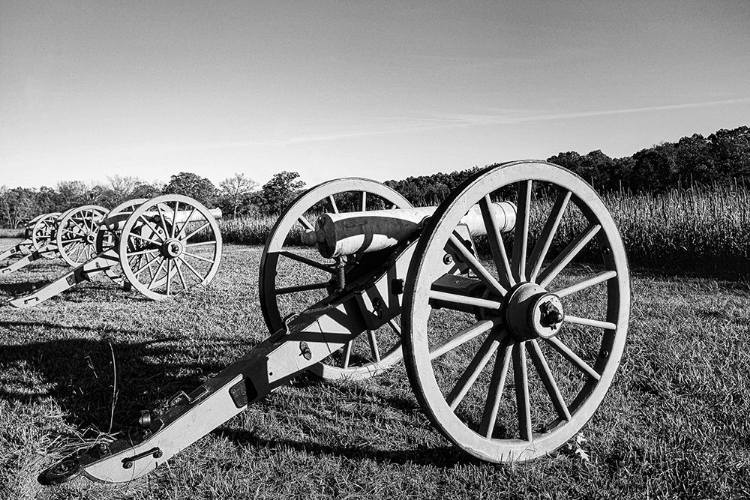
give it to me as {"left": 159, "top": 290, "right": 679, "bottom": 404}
{"left": 0, "top": 332, "right": 476, "bottom": 469}
{"left": 0, "top": 335, "right": 221, "bottom": 429}
{"left": 0, "top": 279, "right": 50, "bottom": 295}
{"left": 218, "top": 427, "right": 479, "bottom": 467}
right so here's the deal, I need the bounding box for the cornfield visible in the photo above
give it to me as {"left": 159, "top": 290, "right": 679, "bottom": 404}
{"left": 213, "top": 186, "right": 750, "bottom": 272}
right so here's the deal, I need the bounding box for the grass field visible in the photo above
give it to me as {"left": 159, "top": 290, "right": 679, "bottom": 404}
{"left": 0, "top": 241, "right": 749, "bottom": 499}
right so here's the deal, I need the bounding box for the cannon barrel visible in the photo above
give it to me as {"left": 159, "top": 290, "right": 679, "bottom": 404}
{"left": 302, "top": 201, "right": 516, "bottom": 258}
{"left": 102, "top": 207, "right": 222, "bottom": 232}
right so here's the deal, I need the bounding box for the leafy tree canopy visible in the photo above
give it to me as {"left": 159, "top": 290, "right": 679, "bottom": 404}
{"left": 259, "top": 171, "right": 305, "bottom": 215}
{"left": 162, "top": 172, "right": 218, "bottom": 207}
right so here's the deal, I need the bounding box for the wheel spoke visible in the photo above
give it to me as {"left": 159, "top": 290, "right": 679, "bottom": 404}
{"left": 279, "top": 250, "right": 335, "bottom": 273}
{"left": 537, "top": 223, "right": 601, "bottom": 288}
{"left": 428, "top": 290, "right": 503, "bottom": 312}
{"left": 171, "top": 201, "right": 179, "bottom": 238}
{"left": 156, "top": 204, "right": 171, "bottom": 237}
{"left": 447, "top": 333, "right": 501, "bottom": 410}
{"left": 430, "top": 319, "right": 497, "bottom": 360}
{"left": 134, "top": 253, "right": 162, "bottom": 277}
{"left": 479, "top": 195, "right": 515, "bottom": 288}
{"left": 529, "top": 340, "right": 571, "bottom": 421}
{"left": 130, "top": 229, "right": 162, "bottom": 247}
{"left": 479, "top": 338, "right": 512, "bottom": 438}
{"left": 138, "top": 215, "right": 166, "bottom": 243}
{"left": 298, "top": 216, "right": 314, "bottom": 231}
{"left": 175, "top": 260, "right": 187, "bottom": 290}
{"left": 554, "top": 270, "right": 617, "bottom": 298}
{"left": 166, "top": 259, "right": 173, "bottom": 295}
{"left": 512, "top": 180, "right": 532, "bottom": 282}
{"left": 183, "top": 221, "right": 211, "bottom": 242}
{"left": 328, "top": 195, "right": 339, "bottom": 214}
{"left": 564, "top": 315, "right": 617, "bottom": 330}
{"left": 361, "top": 191, "right": 367, "bottom": 211}
{"left": 342, "top": 341, "right": 353, "bottom": 369}
{"left": 148, "top": 258, "right": 167, "bottom": 290}
{"left": 176, "top": 207, "right": 197, "bottom": 239}
{"left": 513, "top": 342, "right": 533, "bottom": 441}
{"left": 387, "top": 319, "right": 401, "bottom": 335}
{"left": 182, "top": 250, "right": 216, "bottom": 264}
{"left": 275, "top": 281, "right": 331, "bottom": 295}
{"left": 367, "top": 330, "right": 381, "bottom": 362}
{"left": 448, "top": 234, "right": 507, "bottom": 296}
{"left": 527, "top": 190, "right": 571, "bottom": 282}
{"left": 128, "top": 248, "right": 160, "bottom": 257}
{"left": 185, "top": 241, "right": 217, "bottom": 248}
{"left": 545, "top": 337, "right": 601, "bottom": 381}
{"left": 177, "top": 254, "right": 206, "bottom": 282}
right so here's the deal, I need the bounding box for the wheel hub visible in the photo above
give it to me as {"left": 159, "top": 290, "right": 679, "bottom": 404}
{"left": 162, "top": 239, "right": 184, "bottom": 258}
{"left": 504, "top": 283, "right": 565, "bottom": 341}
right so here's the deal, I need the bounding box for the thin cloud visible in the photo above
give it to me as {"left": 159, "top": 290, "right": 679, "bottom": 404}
{"left": 74, "top": 97, "right": 750, "bottom": 159}
{"left": 439, "top": 97, "right": 750, "bottom": 126}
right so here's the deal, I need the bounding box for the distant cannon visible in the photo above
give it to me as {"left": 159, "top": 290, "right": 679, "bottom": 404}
{"left": 9, "top": 195, "right": 222, "bottom": 307}
{"left": 41, "top": 161, "right": 629, "bottom": 484}
{"left": 0, "top": 206, "right": 108, "bottom": 276}
{"left": 0, "top": 212, "right": 61, "bottom": 265}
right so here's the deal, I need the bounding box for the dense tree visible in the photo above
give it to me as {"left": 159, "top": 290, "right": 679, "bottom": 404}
{"left": 1, "top": 126, "right": 749, "bottom": 227}
{"left": 162, "top": 172, "right": 217, "bottom": 207}
{"left": 54, "top": 181, "right": 90, "bottom": 210}
{"left": 258, "top": 171, "right": 305, "bottom": 215}
{"left": 0, "top": 187, "right": 36, "bottom": 228}
{"left": 219, "top": 173, "right": 258, "bottom": 218}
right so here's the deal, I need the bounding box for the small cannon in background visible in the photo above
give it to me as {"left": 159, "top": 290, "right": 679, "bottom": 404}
{"left": 0, "top": 211, "right": 62, "bottom": 273}
{"left": 0, "top": 205, "right": 109, "bottom": 275}
{"left": 40, "top": 161, "right": 630, "bottom": 484}
{"left": 8, "top": 195, "right": 222, "bottom": 307}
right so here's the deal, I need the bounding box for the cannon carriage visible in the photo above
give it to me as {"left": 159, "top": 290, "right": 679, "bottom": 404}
{"left": 40, "top": 161, "right": 629, "bottom": 484}
{"left": 0, "top": 212, "right": 62, "bottom": 272}
{"left": 6, "top": 195, "right": 222, "bottom": 307}
{"left": 0, "top": 205, "right": 109, "bottom": 276}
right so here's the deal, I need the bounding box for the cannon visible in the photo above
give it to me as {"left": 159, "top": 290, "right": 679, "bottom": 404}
{"left": 0, "top": 205, "right": 108, "bottom": 276}
{"left": 0, "top": 212, "right": 61, "bottom": 271}
{"left": 8, "top": 195, "right": 222, "bottom": 308}
{"left": 40, "top": 161, "right": 629, "bottom": 484}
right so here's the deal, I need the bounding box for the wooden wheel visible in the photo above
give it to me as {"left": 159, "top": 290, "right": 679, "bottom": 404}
{"left": 118, "top": 195, "right": 222, "bottom": 301}
{"left": 402, "top": 161, "right": 630, "bottom": 462}
{"left": 260, "top": 178, "right": 411, "bottom": 380}
{"left": 96, "top": 199, "right": 148, "bottom": 254}
{"left": 96, "top": 199, "right": 148, "bottom": 284}
{"left": 56, "top": 205, "right": 109, "bottom": 266}
{"left": 31, "top": 212, "right": 62, "bottom": 257}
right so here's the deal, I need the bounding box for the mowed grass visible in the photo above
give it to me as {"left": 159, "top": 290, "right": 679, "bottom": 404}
{"left": 0, "top": 241, "right": 749, "bottom": 499}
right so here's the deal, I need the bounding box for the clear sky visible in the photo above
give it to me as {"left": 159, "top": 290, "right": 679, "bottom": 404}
{"left": 1, "top": 1, "right": 748, "bottom": 190}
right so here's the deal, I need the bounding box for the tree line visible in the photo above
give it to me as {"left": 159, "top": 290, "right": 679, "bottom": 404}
{"left": 0, "top": 171, "right": 305, "bottom": 228}
{"left": 1, "top": 125, "right": 747, "bottom": 227}
{"left": 386, "top": 126, "right": 749, "bottom": 206}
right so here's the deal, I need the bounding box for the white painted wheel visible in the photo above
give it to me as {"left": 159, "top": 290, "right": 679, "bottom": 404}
{"left": 30, "top": 212, "right": 62, "bottom": 257}
{"left": 56, "top": 205, "right": 109, "bottom": 266}
{"left": 403, "top": 161, "right": 630, "bottom": 462}
{"left": 260, "top": 178, "right": 412, "bottom": 380}
{"left": 118, "top": 195, "right": 222, "bottom": 301}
